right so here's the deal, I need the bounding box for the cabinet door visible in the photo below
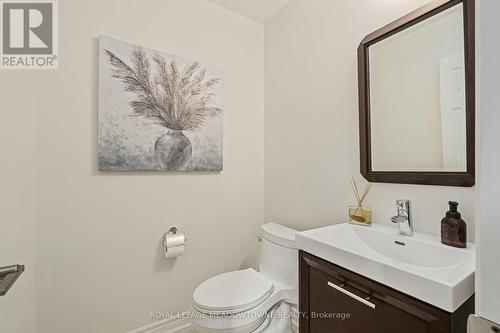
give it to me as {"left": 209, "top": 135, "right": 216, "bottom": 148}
{"left": 309, "top": 266, "right": 428, "bottom": 333}
{"left": 299, "top": 251, "right": 453, "bottom": 333}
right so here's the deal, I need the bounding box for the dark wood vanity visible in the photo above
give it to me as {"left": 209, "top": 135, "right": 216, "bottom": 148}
{"left": 299, "top": 251, "right": 474, "bottom": 333}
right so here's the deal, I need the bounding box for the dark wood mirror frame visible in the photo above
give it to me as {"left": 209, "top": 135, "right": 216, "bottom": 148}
{"left": 358, "top": 0, "right": 475, "bottom": 187}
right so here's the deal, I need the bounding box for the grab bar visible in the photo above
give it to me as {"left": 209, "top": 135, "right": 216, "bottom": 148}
{"left": 0, "top": 264, "right": 24, "bottom": 296}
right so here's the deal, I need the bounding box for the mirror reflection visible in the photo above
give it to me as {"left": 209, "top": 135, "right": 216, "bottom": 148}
{"left": 369, "top": 4, "right": 466, "bottom": 172}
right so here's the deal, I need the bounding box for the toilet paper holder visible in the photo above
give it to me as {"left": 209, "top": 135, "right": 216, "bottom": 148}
{"left": 163, "top": 227, "right": 187, "bottom": 242}
{"left": 162, "top": 226, "right": 187, "bottom": 247}
{"left": 162, "top": 227, "right": 187, "bottom": 258}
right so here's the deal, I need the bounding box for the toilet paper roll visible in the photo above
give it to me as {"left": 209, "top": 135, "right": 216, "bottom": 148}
{"left": 164, "top": 245, "right": 184, "bottom": 258}
{"left": 163, "top": 231, "right": 186, "bottom": 258}
{"left": 163, "top": 232, "right": 185, "bottom": 248}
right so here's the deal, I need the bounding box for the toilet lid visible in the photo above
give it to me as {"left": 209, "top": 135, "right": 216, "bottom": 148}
{"left": 193, "top": 268, "right": 273, "bottom": 314}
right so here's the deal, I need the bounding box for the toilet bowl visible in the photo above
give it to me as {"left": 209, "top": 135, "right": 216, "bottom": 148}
{"left": 191, "top": 223, "right": 298, "bottom": 333}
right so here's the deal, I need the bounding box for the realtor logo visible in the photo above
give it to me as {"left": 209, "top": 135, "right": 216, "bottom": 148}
{"left": 1, "top": 0, "right": 58, "bottom": 69}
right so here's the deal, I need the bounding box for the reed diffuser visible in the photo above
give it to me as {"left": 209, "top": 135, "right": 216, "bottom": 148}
{"left": 349, "top": 178, "right": 372, "bottom": 226}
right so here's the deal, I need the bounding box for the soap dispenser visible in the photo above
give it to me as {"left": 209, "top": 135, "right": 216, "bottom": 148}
{"left": 441, "top": 201, "right": 467, "bottom": 248}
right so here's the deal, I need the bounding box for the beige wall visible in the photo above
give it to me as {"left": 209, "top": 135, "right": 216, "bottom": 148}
{"left": 0, "top": 72, "right": 37, "bottom": 333}
{"left": 264, "top": 0, "right": 475, "bottom": 238}
{"left": 34, "top": 0, "right": 264, "bottom": 332}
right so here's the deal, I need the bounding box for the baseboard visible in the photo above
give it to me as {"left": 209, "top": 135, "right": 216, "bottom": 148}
{"left": 127, "top": 315, "right": 194, "bottom": 333}
{"left": 127, "top": 307, "right": 298, "bottom": 333}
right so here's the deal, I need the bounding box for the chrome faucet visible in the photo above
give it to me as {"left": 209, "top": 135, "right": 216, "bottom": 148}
{"left": 391, "top": 200, "right": 413, "bottom": 236}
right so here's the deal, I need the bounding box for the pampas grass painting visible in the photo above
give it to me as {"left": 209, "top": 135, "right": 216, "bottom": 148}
{"left": 98, "top": 36, "right": 223, "bottom": 171}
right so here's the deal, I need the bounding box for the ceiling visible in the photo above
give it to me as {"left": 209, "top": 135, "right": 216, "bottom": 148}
{"left": 208, "top": 0, "right": 291, "bottom": 23}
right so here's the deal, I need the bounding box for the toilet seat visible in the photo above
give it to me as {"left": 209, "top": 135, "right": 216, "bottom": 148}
{"left": 192, "top": 276, "right": 296, "bottom": 333}
{"left": 193, "top": 268, "right": 273, "bottom": 315}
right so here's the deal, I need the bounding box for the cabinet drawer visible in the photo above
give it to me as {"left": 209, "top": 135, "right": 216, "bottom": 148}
{"left": 309, "top": 266, "right": 428, "bottom": 333}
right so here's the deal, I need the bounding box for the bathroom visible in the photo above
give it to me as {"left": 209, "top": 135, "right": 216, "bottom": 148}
{"left": 0, "top": 0, "right": 498, "bottom": 332}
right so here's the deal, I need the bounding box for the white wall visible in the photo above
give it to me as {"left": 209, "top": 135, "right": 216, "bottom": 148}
{"left": 0, "top": 72, "right": 37, "bottom": 333}
{"left": 265, "top": 0, "right": 475, "bottom": 238}
{"left": 34, "top": 0, "right": 264, "bottom": 332}
{"left": 476, "top": 0, "right": 500, "bottom": 324}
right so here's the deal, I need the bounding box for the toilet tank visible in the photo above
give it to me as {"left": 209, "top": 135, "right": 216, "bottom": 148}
{"left": 258, "top": 223, "right": 298, "bottom": 289}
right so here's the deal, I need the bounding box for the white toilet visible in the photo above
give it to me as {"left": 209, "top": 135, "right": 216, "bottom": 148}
{"left": 191, "top": 223, "right": 298, "bottom": 333}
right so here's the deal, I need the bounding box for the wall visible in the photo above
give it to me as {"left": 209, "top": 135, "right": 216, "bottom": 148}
{"left": 476, "top": 0, "right": 500, "bottom": 324}
{"left": 265, "top": 0, "right": 475, "bottom": 238}
{"left": 35, "top": 0, "right": 264, "bottom": 332}
{"left": 0, "top": 72, "right": 37, "bottom": 333}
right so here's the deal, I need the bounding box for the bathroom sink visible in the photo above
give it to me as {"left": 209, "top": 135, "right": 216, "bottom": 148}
{"left": 296, "top": 223, "right": 475, "bottom": 312}
{"left": 353, "top": 224, "right": 471, "bottom": 268}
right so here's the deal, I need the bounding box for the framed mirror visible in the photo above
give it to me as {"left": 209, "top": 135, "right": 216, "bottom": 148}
{"left": 358, "top": 0, "right": 475, "bottom": 187}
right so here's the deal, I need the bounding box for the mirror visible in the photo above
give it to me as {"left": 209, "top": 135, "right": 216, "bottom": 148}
{"left": 358, "top": 0, "right": 475, "bottom": 186}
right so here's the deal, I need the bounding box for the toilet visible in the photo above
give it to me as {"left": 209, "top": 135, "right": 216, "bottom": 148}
{"left": 191, "top": 223, "right": 298, "bottom": 333}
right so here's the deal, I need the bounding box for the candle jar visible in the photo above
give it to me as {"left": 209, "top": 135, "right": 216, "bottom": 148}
{"left": 349, "top": 206, "right": 372, "bottom": 226}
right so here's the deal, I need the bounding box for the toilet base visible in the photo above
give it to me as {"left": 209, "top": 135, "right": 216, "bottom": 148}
{"left": 257, "top": 302, "right": 292, "bottom": 333}
{"left": 192, "top": 302, "right": 294, "bottom": 333}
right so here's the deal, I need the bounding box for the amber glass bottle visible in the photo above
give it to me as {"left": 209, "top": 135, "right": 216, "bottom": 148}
{"left": 441, "top": 201, "right": 467, "bottom": 248}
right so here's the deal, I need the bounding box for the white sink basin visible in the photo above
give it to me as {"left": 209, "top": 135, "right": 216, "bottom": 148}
{"left": 296, "top": 222, "right": 475, "bottom": 312}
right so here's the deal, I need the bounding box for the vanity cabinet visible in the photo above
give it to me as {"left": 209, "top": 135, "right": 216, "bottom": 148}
{"left": 299, "top": 251, "right": 474, "bottom": 333}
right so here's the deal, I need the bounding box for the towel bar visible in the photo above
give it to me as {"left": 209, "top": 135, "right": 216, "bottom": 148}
{"left": 0, "top": 264, "right": 24, "bottom": 296}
